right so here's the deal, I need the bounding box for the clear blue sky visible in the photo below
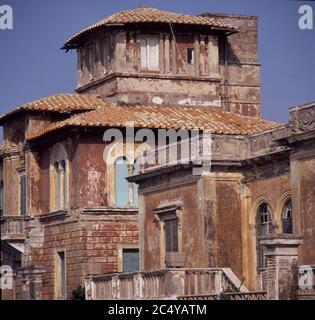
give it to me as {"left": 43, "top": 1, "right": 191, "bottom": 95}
{"left": 0, "top": 0, "right": 314, "bottom": 127}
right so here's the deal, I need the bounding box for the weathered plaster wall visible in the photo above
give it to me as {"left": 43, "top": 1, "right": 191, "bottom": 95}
{"left": 141, "top": 180, "right": 206, "bottom": 271}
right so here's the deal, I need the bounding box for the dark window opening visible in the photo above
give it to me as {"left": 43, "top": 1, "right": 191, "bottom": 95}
{"left": 20, "top": 175, "right": 26, "bottom": 216}
{"left": 187, "top": 48, "right": 195, "bottom": 64}
{"left": 282, "top": 199, "right": 293, "bottom": 234}
{"left": 0, "top": 180, "right": 3, "bottom": 216}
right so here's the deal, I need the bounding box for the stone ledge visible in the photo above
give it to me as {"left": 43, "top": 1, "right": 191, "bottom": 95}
{"left": 38, "top": 210, "right": 70, "bottom": 222}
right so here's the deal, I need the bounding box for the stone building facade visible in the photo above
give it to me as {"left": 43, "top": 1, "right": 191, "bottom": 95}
{"left": 0, "top": 7, "right": 314, "bottom": 300}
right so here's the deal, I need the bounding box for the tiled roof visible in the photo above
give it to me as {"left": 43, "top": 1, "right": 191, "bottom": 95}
{"left": 27, "top": 104, "right": 281, "bottom": 141}
{"left": 64, "top": 6, "right": 237, "bottom": 47}
{"left": 0, "top": 94, "right": 107, "bottom": 124}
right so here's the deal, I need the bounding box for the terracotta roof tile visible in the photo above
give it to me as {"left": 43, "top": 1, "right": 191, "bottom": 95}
{"left": 0, "top": 94, "right": 107, "bottom": 124}
{"left": 27, "top": 104, "right": 281, "bottom": 141}
{"left": 64, "top": 6, "right": 237, "bottom": 47}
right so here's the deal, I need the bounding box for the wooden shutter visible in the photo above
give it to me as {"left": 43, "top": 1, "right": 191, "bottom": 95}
{"left": 148, "top": 38, "right": 159, "bottom": 69}
{"left": 20, "top": 175, "right": 26, "bottom": 216}
{"left": 165, "top": 219, "right": 178, "bottom": 252}
{"left": 123, "top": 249, "right": 139, "bottom": 272}
{"left": 140, "top": 39, "right": 147, "bottom": 69}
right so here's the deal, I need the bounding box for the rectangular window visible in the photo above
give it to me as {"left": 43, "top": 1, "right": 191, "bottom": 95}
{"left": 140, "top": 37, "right": 159, "bottom": 70}
{"left": 123, "top": 249, "right": 139, "bottom": 272}
{"left": 102, "top": 40, "right": 108, "bottom": 73}
{"left": 55, "top": 251, "right": 66, "bottom": 299}
{"left": 165, "top": 218, "right": 179, "bottom": 252}
{"left": 187, "top": 48, "right": 195, "bottom": 64}
{"left": 0, "top": 181, "right": 3, "bottom": 216}
{"left": 20, "top": 175, "right": 26, "bottom": 216}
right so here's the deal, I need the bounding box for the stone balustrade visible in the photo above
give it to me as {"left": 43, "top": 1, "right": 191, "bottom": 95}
{"left": 0, "top": 216, "right": 27, "bottom": 240}
{"left": 178, "top": 291, "right": 267, "bottom": 300}
{"left": 85, "top": 268, "right": 248, "bottom": 300}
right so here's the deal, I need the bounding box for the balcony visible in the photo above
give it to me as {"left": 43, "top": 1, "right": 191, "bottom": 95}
{"left": 85, "top": 268, "right": 249, "bottom": 300}
{"left": 0, "top": 216, "right": 27, "bottom": 241}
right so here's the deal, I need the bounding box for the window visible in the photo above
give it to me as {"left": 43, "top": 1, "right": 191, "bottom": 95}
{"left": 187, "top": 48, "right": 195, "bottom": 64}
{"left": 54, "top": 162, "right": 67, "bottom": 210}
{"left": 101, "top": 37, "right": 109, "bottom": 73}
{"left": 55, "top": 251, "right": 66, "bottom": 299}
{"left": 282, "top": 199, "right": 293, "bottom": 234}
{"left": 256, "top": 202, "right": 273, "bottom": 270}
{"left": 50, "top": 144, "right": 69, "bottom": 212}
{"left": 122, "top": 249, "right": 139, "bottom": 272}
{"left": 165, "top": 218, "right": 179, "bottom": 253}
{"left": 140, "top": 37, "right": 159, "bottom": 70}
{"left": 19, "top": 174, "right": 26, "bottom": 216}
{"left": 115, "top": 157, "right": 129, "bottom": 207}
{"left": 0, "top": 180, "right": 3, "bottom": 215}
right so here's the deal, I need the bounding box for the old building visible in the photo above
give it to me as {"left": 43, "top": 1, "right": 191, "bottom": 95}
{"left": 0, "top": 6, "right": 314, "bottom": 300}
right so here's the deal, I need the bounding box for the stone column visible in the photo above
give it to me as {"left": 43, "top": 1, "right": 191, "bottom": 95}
{"left": 260, "top": 235, "right": 303, "bottom": 300}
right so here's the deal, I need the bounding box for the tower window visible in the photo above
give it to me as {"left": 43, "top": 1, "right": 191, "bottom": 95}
{"left": 187, "top": 48, "right": 195, "bottom": 64}
{"left": 140, "top": 37, "right": 159, "bottom": 70}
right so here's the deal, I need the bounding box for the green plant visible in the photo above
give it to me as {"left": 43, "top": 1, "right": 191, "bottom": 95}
{"left": 71, "top": 285, "right": 85, "bottom": 300}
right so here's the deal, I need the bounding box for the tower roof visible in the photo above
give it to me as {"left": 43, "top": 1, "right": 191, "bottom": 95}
{"left": 63, "top": 6, "right": 237, "bottom": 49}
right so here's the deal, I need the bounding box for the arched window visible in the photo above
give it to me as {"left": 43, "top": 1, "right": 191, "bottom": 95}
{"left": 50, "top": 144, "right": 69, "bottom": 212}
{"left": 115, "top": 157, "right": 129, "bottom": 207}
{"left": 256, "top": 202, "right": 273, "bottom": 269}
{"left": 282, "top": 199, "right": 293, "bottom": 234}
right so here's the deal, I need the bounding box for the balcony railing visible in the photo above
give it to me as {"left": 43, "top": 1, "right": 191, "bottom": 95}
{"left": 178, "top": 291, "right": 267, "bottom": 300}
{"left": 0, "top": 216, "right": 27, "bottom": 241}
{"left": 85, "top": 268, "right": 248, "bottom": 300}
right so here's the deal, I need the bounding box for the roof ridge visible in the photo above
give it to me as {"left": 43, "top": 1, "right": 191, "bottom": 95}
{"left": 63, "top": 6, "right": 237, "bottom": 48}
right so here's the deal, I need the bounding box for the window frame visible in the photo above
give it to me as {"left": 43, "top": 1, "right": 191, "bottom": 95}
{"left": 50, "top": 143, "right": 69, "bottom": 212}
{"left": 54, "top": 249, "right": 67, "bottom": 300}
{"left": 256, "top": 202, "right": 274, "bottom": 271}
{"left": 140, "top": 36, "right": 159, "bottom": 71}
{"left": 282, "top": 199, "right": 293, "bottom": 234}
{"left": 153, "top": 202, "right": 184, "bottom": 268}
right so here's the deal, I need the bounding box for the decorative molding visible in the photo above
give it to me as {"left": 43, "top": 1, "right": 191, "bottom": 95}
{"left": 81, "top": 206, "right": 138, "bottom": 215}
{"left": 38, "top": 210, "right": 70, "bottom": 222}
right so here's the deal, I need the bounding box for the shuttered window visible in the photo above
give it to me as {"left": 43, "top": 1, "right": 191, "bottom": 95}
{"left": 123, "top": 249, "right": 139, "bottom": 272}
{"left": 140, "top": 37, "right": 159, "bottom": 70}
{"left": 20, "top": 175, "right": 26, "bottom": 216}
{"left": 165, "top": 218, "right": 179, "bottom": 252}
